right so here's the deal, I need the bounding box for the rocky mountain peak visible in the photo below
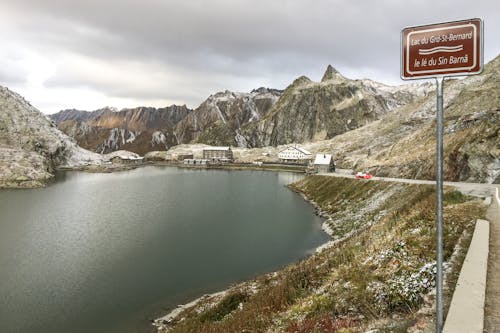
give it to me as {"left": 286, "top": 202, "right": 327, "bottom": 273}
{"left": 321, "top": 64, "right": 345, "bottom": 82}
{"left": 250, "top": 87, "right": 282, "bottom": 95}
{"left": 251, "top": 87, "right": 270, "bottom": 94}
{"left": 291, "top": 76, "right": 312, "bottom": 87}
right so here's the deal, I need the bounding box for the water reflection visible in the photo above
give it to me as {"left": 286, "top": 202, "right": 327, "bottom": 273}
{"left": 0, "top": 167, "right": 326, "bottom": 333}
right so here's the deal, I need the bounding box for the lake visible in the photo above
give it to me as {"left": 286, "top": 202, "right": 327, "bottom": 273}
{"left": 0, "top": 167, "right": 328, "bottom": 333}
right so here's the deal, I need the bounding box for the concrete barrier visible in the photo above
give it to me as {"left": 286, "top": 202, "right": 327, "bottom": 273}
{"left": 443, "top": 219, "right": 490, "bottom": 333}
{"left": 496, "top": 186, "right": 500, "bottom": 206}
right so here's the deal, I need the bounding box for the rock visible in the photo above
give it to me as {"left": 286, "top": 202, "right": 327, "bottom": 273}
{"left": 51, "top": 105, "right": 190, "bottom": 154}
{"left": 0, "top": 86, "right": 103, "bottom": 188}
{"left": 321, "top": 64, "right": 345, "bottom": 82}
{"left": 174, "top": 88, "right": 282, "bottom": 147}
{"left": 239, "top": 67, "right": 420, "bottom": 147}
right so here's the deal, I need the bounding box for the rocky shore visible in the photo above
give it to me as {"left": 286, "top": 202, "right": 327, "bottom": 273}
{"left": 149, "top": 176, "right": 486, "bottom": 332}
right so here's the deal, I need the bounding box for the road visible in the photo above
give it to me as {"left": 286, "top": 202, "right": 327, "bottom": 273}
{"left": 485, "top": 187, "right": 500, "bottom": 333}
{"left": 318, "top": 171, "right": 500, "bottom": 331}
{"left": 320, "top": 170, "right": 496, "bottom": 197}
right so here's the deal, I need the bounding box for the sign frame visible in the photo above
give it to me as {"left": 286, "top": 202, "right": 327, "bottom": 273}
{"left": 401, "top": 18, "right": 483, "bottom": 80}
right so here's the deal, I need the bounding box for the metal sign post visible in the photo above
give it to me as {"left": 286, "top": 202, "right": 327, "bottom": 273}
{"left": 401, "top": 18, "right": 483, "bottom": 333}
{"left": 435, "top": 76, "right": 444, "bottom": 331}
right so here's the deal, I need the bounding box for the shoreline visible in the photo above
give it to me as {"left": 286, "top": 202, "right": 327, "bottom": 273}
{"left": 0, "top": 164, "right": 326, "bottom": 332}
{"left": 152, "top": 291, "right": 228, "bottom": 331}
{"left": 3, "top": 171, "right": 487, "bottom": 332}
{"left": 149, "top": 177, "right": 486, "bottom": 332}
{"left": 151, "top": 177, "right": 336, "bottom": 332}
{"left": 1, "top": 161, "right": 306, "bottom": 190}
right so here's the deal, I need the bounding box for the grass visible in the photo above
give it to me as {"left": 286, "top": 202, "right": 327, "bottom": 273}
{"left": 163, "top": 176, "right": 487, "bottom": 333}
{"left": 198, "top": 291, "right": 249, "bottom": 323}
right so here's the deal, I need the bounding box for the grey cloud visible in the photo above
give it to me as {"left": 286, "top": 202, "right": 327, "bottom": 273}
{"left": 0, "top": 67, "right": 26, "bottom": 86}
{"left": 0, "top": 54, "right": 29, "bottom": 86}
{"left": 1, "top": 0, "right": 499, "bottom": 110}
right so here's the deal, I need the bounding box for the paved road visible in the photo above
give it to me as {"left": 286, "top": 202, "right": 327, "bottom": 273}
{"left": 485, "top": 187, "right": 500, "bottom": 333}
{"left": 320, "top": 171, "right": 497, "bottom": 197}
{"left": 318, "top": 171, "right": 500, "bottom": 331}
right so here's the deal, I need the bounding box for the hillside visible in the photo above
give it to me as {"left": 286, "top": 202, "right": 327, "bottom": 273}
{"left": 303, "top": 55, "right": 500, "bottom": 183}
{"left": 49, "top": 67, "right": 429, "bottom": 154}
{"left": 155, "top": 176, "right": 487, "bottom": 332}
{"left": 49, "top": 107, "right": 117, "bottom": 123}
{"left": 0, "top": 86, "right": 102, "bottom": 188}
{"left": 46, "top": 56, "right": 499, "bottom": 182}
{"left": 169, "top": 56, "right": 496, "bottom": 183}
{"left": 173, "top": 87, "right": 282, "bottom": 146}
{"left": 51, "top": 105, "right": 191, "bottom": 154}
{"left": 239, "top": 65, "right": 430, "bottom": 147}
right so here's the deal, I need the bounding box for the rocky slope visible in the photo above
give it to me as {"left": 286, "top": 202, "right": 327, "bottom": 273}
{"left": 50, "top": 68, "right": 426, "bottom": 152}
{"left": 49, "top": 107, "right": 117, "bottom": 123}
{"left": 0, "top": 86, "right": 103, "bottom": 188}
{"left": 51, "top": 105, "right": 191, "bottom": 155}
{"left": 239, "top": 65, "right": 430, "bottom": 147}
{"left": 304, "top": 55, "right": 500, "bottom": 183}
{"left": 44, "top": 55, "right": 498, "bottom": 183}
{"left": 173, "top": 87, "right": 282, "bottom": 147}
{"left": 170, "top": 56, "right": 496, "bottom": 183}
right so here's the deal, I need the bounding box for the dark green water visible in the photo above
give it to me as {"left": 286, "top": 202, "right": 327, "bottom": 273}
{"left": 0, "top": 167, "right": 328, "bottom": 333}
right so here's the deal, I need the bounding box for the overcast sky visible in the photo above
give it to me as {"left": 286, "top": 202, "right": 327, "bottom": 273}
{"left": 0, "top": 0, "right": 498, "bottom": 114}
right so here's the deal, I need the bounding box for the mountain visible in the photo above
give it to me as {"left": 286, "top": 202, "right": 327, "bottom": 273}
{"left": 51, "top": 89, "right": 282, "bottom": 153}
{"left": 49, "top": 107, "right": 117, "bottom": 123}
{"left": 0, "top": 86, "right": 102, "bottom": 188}
{"left": 51, "top": 68, "right": 424, "bottom": 153}
{"left": 239, "top": 65, "right": 430, "bottom": 147}
{"left": 173, "top": 87, "right": 283, "bottom": 147}
{"left": 170, "top": 56, "right": 498, "bottom": 183}
{"left": 50, "top": 105, "right": 191, "bottom": 155}
{"left": 43, "top": 56, "right": 498, "bottom": 183}
{"left": 288, "top": 55, "right": 500, "bottom": 183}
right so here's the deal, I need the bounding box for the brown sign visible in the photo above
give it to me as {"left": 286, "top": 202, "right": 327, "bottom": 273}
{"left": 401, "top": 19, "right": 483, "bottom": 79}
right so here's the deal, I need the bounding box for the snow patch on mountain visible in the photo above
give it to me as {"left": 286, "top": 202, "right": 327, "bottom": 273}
{"left": 152, "top": 131, "right": 168, "bottom": 148}
{"left": 96, "top": 128, "right": 139, "bottom": 154}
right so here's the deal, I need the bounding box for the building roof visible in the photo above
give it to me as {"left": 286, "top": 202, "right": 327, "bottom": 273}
{"left": 296, "top": 147, "right": 311, "bottom": 155}
{"left": 203, "top": 146, "right": 231, "bottom": 151}
{"left": 313, "top": 154, "right": 332, "bottom": 165}
{"left": 121, "top": 156, "right": 143, "bottom": 160}
{"left": 279, "top": 146, "right": 312, "bottom": 155}
{"left": 111, "top": 155, "right": 144, "bottom": 160}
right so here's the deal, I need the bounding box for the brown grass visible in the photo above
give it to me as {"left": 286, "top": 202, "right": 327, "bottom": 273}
{"left": 165, "top": 176, "right": 487, "bottom": 333}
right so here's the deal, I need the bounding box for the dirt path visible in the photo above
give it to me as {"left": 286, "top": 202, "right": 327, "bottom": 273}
{"left": 485, "top": 186, "right": 500, "bottom": 333}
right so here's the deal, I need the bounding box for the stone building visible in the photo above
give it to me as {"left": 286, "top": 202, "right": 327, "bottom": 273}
{"left": 278, "top": 146, "right": 312, "bottom": 163}
{"left": 313, "top": 154, "right": 335, "bottom": 173}
{"left": 202, "top": 147, "right": 233, "bottom": 162}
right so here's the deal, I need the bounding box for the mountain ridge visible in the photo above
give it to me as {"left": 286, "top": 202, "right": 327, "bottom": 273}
{"left": 238, "top": 65, "right": 429, "bottom": 147}
{"left": 50, "top": 105, "right": 191, "bottom": 154}
{"left": 4, "top": 57, "right": 496, "bottom": 184}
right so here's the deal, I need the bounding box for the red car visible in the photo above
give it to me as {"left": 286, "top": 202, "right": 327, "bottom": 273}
{"left": 355, "top": 172, "right": 373, "bottom": 179}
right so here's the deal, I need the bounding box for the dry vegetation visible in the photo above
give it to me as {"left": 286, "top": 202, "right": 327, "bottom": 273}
{"left": 156, "top": 176, "right": 486, "bottom": 333}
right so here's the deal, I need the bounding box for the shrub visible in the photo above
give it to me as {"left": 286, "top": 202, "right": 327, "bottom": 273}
{"left": 198, "top": 291, "right": 249, "bottom": 323}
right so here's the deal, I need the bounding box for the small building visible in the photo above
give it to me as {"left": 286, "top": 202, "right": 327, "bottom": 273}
{"left": 202, "top": 146, "right": 233, "bottom": 162}
{"left": 313, "top": 154, "right": 335, "bottom": 173}
{"left": 110, "top": 155, "right": 144, "bottom": 165}
{"left": 176, "top": 153, "right": 194, "bottom": 161}
{"left": 278, "top": 146, "right": 312, "bottom": 163}
{"left": 183, "top": 159, "right": 209, "bottom": 165}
